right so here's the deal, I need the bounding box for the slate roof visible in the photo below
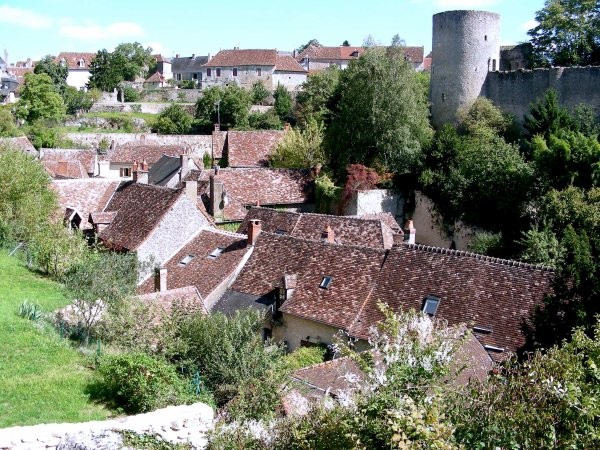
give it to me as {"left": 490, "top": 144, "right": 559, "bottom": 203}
{"left": 41, "top": 148, "right": 96, "bottom": 174}
{"left": 0, "top": 136, "right": 37, "bottom": 157}
{"left": 43, "top": 160, "right": 89, "bottom": 179}
{"left": 237, "top": 207, "right": 398, "bottom": 249}
{"left": 52, "top": 179, "right": 120, "bottom": 230}
{"left": 56, "top": 52, "right": 96, "bottom": 70}
{"left": 110, "top": 143, "right": 189, "bottom": 165}
{"left": 274, "top": 55, "right": 307, "bottom": 73}
{"left": 148, "top": 155, "right": 182, "bottom": 186}
{"left": 227, "top": 130, "right": 285, "bottom": 167}
{"left": 204, "top": 49, "right": 278, "bottom": 67}
{"left": 138, "top": 228, "right": 249, "bottom": 300}
{"left": 205, "top": 168, "right": 313, "bottom": 221}
{"left": 172, "top": 55, "right": 209, "bottom": 73}
{"left": 212, "top": 291, "right": 274, "bottom": 315}
{"left": 229, "top": 232, "right": 386, "bottom": 330}
{"left": 348, "top": 244, "right": 554, "bottom": 360}
{"left": 99, "top": 182, "right": 182, "bottom": 250}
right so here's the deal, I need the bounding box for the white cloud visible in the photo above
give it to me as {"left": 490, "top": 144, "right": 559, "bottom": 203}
{"left": 145, "top": 41, "right": 172, "bottom": 56}
{"left": 59, "top": 20, "right": 144, "bottom": 41}
{"left": 434, "top": 0, "right": 499, "bottom": 8}
{"left": 520, "top": 19, "right": 538, "bottom": 31}
{"left": 0, "top": 6, "right": 52, "bottom": 29}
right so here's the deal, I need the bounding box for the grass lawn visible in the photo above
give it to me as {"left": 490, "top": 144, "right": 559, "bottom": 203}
{"left": 0, "top": 250, "right": 110, "bottom": 427}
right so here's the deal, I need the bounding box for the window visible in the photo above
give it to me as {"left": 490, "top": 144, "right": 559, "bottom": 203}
{"left": 216, "top": 68, "right": 221, "bottom": 77}
{"left": 422, "top": 295, "right": 440, "bottom": 316}
{"left": 275, "top": 229, "right": 286, "bottom": 235}
{"left": 492, "top": 59, "right": 497, "bottom": 71}
{"left": 473, "top": 326, "right": 492, "bottom": 334}
{"left": 441, "top": 93, "right": 446, "bottom": 103}
{"left": 319, "top": 276, "right": 333, "bottom": 289}
{"left": 176, "top": 73, "right": 182, "bottom": 81}
{"left": 232, "top": 68, "right": 238, "bottom": 77}
{"left": 78, "top": 58, "right": 85, "bottom": 67}
{"left": 178, "top": 254, "right": 195, "bottom": 267}
{"left": 206, "top": 68, "right": 212, "bottom": 77}
{"left": 193, "top": 73, "right": 197, "bottom": 80}
{"left": 208, "top": 247, "right": 224, "bottom": 260}
{"left": 484, "top": 35, "right": 488, "bottom": 41}
{"left": 120, "top": 167, "right": 131, "bottom": 177}
{"left": 256, "top": 67, "right": 262, "bottom": 76}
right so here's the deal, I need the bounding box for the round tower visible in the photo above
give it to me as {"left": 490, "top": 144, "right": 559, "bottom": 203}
{"left": 430, "top": 10, "right": 500, "bottom": 128}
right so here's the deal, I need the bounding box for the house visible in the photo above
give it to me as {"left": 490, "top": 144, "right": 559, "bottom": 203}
{"left": 0, "top": 55, "right": 19, "bottom": 103}
{"left": 296, "top": 45, "right": 425, "bottom": 72}
{"left": 40, "top": 148, "right": 98, "bottom": 178}
{"left": 153, "top": 54, "right": 172, "bottom": 80}
{"left": 172, "top": 54, "right": 209, "bottom": 85}
{"left": 201, "top": 168, "right": 315, "bottom": 223}
{"left": 105, "top": 142, "right": 191, "bottom": 178}
{"left": 56, "top": 52, "right": 96, "bottom": 90}
{"left": 202, "top": 49, "right": 307, "bottom": 91}
{"left": 93, "top": 180, "right": 211, "bottom": 273}
{"left": 144, "top": 71, "right": 166, "bottom": 89}
{"left": 137, "top": 228, "right": 253, "bottom": 311}
{"left": 237, "top": 207, "right": 401, "bottom": 250}
{"left": 226, "top": 130, "right": 285, "bottom": 167}
{"left": 148, "top": 154, "right": 200, "bottom": 187}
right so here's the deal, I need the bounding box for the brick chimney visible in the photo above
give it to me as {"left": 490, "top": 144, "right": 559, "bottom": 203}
{"left": 214, "top": 123, "right": 220, "bottom": 132}
{"left": 209, "top": 174, "right": 224, "bottom": 218}
{"left": 179, "top": 154, "right": 189, "bottom": 181}
{"left": 403, "top": 219, "right": 416, "bottom": 245}
{"left": 155, "top": 267, "right": 167, "bottom": 292}
{"left": 322, "top": 225, "right": 335, "bottom": 243}
{"left": 184, "top": 179, "right": 197, "bottom": 203}
{"left": 133, "top": 159, "right": 149, "bottom": 184}
{"left": 248, "top": 219, "right": 262, "bottom": 246}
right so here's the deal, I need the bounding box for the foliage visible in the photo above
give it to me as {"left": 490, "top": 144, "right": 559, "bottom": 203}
{"left": 122, "top": 85, "right": 140, "bottom": 102}
{"left": 273, "top": 84, "right": 294, "bottom": 123}
{"left": 15, "top": 73, "right": 66, "bottom": 124}
{"left": 0, "top": 106, "right": 21, "bottom": 137}
{"left": 179, "top": 80, "right": 196, "bottom": 89}
{"left": 296, "top": 38, "right": 320, "bottom": 54}
{"left": 457, "top": 97, "right": 513, "bottom": 138}
{"left": 325, "top": 47, "right": 433, "bottom": 178}
{"left": 528, "top": 0, "right": 600, "bottom": 67}
{"left": 62, "top": 86, "right": 95, "bottom": 115}
{"left": 119, "top": 430, "right": 192, "bottom": 450}
{"left": 282, "top": 345, "right": 327, "bottom": 371}
{"left": 92, "top": 352, "right": 194, "bottom": 414}
{"left": 25, "top": 122, "right": 69, "bottom": 149}
{"left": 467, "top": 231, "right": 503, "bottom": 256}
{"left": 33, "top": 55, "right": 68, "bottom": 92}
{"left": 251, "top": 81, "right": 270, "bottom": 105}
{"left": 523, "top": 89, "right": 573, "bottom": 139}
{"left": 571, "top": 103, "right": 600, "bottom": 136}
{"left": 339, "top": 164, "right": 382, "bottom": 212}
{"left": 17, "top": 301, "right": 44, "bottom": 322}
{"left": 88, "top": 42, "right": 153, "bottom": 91}
{"left": 195, "top": 85, "right": 251, "bottom": 130}
{"left": 248, "top": 109, "right": 282, "bottom": 130}
{"left": 269, "top": 119, "right": 325, "bottom": 168}
{"left": 518, "top": 225, "right": 562, "bottom": 267}
{"left": 315, "top": 173, "right": 341, "bottom": 214}
{"left": 295, "top": 65, "right": 341, "bottom": 126}
{"left": 154, "top": 103, "right": 193, "bottom": 134}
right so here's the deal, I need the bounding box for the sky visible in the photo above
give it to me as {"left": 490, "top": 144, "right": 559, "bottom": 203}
{"left": 0, "top": 0, "right": 544, "bottom": 64}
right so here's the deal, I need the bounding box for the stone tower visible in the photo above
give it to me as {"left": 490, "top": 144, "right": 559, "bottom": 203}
{"left": 430, "top": 10, "right": 501, "bottom": 128}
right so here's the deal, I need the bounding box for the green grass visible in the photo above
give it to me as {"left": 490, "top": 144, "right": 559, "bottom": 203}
{"left": 85, "top": 111, "right": 159, "bottom": 122}
{"left": 0, "top": 250, "right": 110, "bottom": 427}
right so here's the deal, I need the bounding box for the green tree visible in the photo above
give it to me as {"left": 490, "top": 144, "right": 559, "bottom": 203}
{"left": 33, "top": 55, "right": 68, "bottom": 92}
{"left": 341, "top": 40, "right": 350, "bottom": 46}
{"left": 295, "top": 65, "right": 341, "bottom": 126}
{"left": 196, "top": 85, "right": 251, "bottom": 130}
{"left": 325, "top": 47, "right": 433, "bottom": 178}
{"left": 273, "top": 83, "right": 294, "bottom": 123}
{"left": 251, "top": 81, "right": 269, "bottom": 105}
{"left": 0, "top": 106, "right": 21, "bottom": 137}
{"left": 523, "top": 89, "right": 573, "bottom": 139}
{"left": 296, "top": 38, "right": 320, "bottom": 54}
{"left": 153, "top": 103, "right": 193, "bottom": 134}
{"left": 62, "top": 86, "right": 95, "bottom": 115}
{"left": 248, "top": 109, "right": 282, "bottom": 130}
{"left": 528, "top": 0, "right": 600, "bottom": 67}
{"left": 194, "top": 86, "right": 223, "bottom": 127}
{"left": 16, "top": 73, "right": 66, "bottom": 124}
{"left": 269, "top": 118, "right": 325, "bottom": 168}
{"left": 88, "top": 43, "right": 153, "bottom": 91}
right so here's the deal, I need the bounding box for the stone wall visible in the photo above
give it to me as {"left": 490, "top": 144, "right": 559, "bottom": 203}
{"left": 274, "top": 313, "right": 340, "bottom": 351}
{"left": 343, "top": 189, "right": 404, "bottom": 224}
{"left": 0, "top": 402, "right": 213, "bottom": 450}
{"left": 484, "top": 66, "right": 600, "bottom": 123}
{"left": 141, "top": 89, "right": 203, "bottom": 103}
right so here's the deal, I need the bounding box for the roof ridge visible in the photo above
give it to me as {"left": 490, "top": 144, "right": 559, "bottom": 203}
{"left": 403, "top": 243, "right": 555, "bottom": 271}
{"left": 207, "top": 227, "right": 247, "bottom": 239}
{"left": 300, "top": 211, "right": 383, "bottom": 223}
{"left": 262, "top": 231, "right": 387, "bottom": 254}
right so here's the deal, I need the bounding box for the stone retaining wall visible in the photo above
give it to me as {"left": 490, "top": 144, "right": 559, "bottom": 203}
{"left": 0, "top": 402, "right": 214, "bottom": 450}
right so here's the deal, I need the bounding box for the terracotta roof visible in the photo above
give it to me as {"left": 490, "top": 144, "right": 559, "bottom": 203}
{"left": 238, "top": 207, "right": 399, "bottom": 249}
{"left": 137, "top": 286, "right": 207, "bottom": 315}
{"left": 6, "top": 67, "right": 33, "bottom": 84}
{"left": 41, "top": 148, "right": 96, "bottom": 174}
{"left": 153, "top": 54, "right": 170, "bottom": 64}
{"left": 56, "top": 52, "right": 96, "bottom": 70}
{"left": 274, "top": 54, "right": 307, "bottom": 73}
{"left": 43, "top": 160, "right": 89, "bottom": 179}
{"left": 0, "top": 136, "right": 37, "bottom": 156}
{"left": 52, "top": 179, "right": 120, "bottom": 230}
{"left": 99, "top": 182, "right": 183, "bottom": 250}
{"left": 110, "top": 143, "right": 189, "bottom": 165}
{"left": 227, "top": 130, "right": 285, "bottom": 167}
{"left": 205, "top": 169, "right": 313, "bottom": 221}
{"left": 349, "top": 244, "right": 554, "bottom": 360}
{"left": 145, "top": 72, "right": 164, "bottom": 83}
{"left": 357, "top": 212, "right": 402, "bottom": 233}
{"left": 138, "top": 228, "right": 249, "bottom": 299}
{"left": 212, "top": 131, "right": 227, "bottom": 159}
{"left": 204, "top": 49, "right": 277, "bottom": 68}
{"left": 230, "top": 232, "right": 386, "bottom": 330}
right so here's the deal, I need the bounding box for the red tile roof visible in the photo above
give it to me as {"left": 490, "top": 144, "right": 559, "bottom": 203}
{"left": 137, "top": 286, "right": 207, "bottom": 315}
{"left": 274, "top": 54, "right": 307, "bottom": 73}
{"left": 227, "top": 130, "right": 285, "bottom": 167}
{"left": 145, "top": 72, "right": 164, "bottom": 83}
{"left": 41, "top": 148, "right": 96, "bottom": 174}
{"left": 212, "top": 131, "right": 227, "bottom": 159}
{"left": 43, "top": 160, "right": 89, "bottom": 179}
{"left": 56, "top": 52, "right": 96, "bottom": 70}
{"left": 110, "top": 143, "right": 189, "bottom": 165}
{"left": 0, "top": 136, "right": 37, "bottom": 156}
{"left": 204, "top": 49, "right": 278, "bottom": 67}
{"left": 138, "top": 228, "right": 249, "bottom": 299}
{"left": 6, "top": 67, "right": 33, "bottom": 84}
{"left": 99, "top": 182, "right": 183, "bottom": 250}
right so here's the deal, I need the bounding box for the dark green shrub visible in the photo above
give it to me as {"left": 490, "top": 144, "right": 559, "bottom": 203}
{"left": 122, "top": 86, "right": 140, "bottom": 102}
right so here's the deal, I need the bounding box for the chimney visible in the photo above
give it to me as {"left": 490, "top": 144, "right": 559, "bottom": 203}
{"left": 322, "top": 225, "right": 335, "bottom": 244}
{"left": 191, "top": 53, "right": 195, "bottom": 59}
{"left": 184, "top": 179, "right": 197, "bottom": 203}
{"left": 247, "top": 219, "right": 262, "bottom": 246}
{"left": 98, "top": 160, "right": 109, "bottom": 178}
{"left": 392, "top": 231, "right": 405, "bottom": 246}
{"left": 133, "top": 159, "right": 149, "bottom": 184}
{"left": 156, "top": 267, "right": 167, "bottom": 292}
{"left": 284, "top": 122, "right": 291, "bottom": 131}
{"left": 209, "top": 174, "right": 224, "bottom": 218}
{"left": 141, "top": 159, "right": 149, "bottom": 171}
{"left": 179, "top": 154, "right": 190, "bottom": 181}
{"left": 214, "top": 123, "right": 220, "bottom": 132}
{"left": 214, "top": 164, "right": 220, "bottom": 175}
{"left": 403, "top": 219, "right": 416, "bottom": 245}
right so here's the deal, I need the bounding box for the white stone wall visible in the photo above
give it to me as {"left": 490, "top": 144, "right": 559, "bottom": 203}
{"left": 274, "top": 313, "right": 341, "bottom": 351}
{"left": 0, "top": 402, "right": 213, "bottom": 450}
{"left": 66, "top": 70, "right": 91, "bottom": 91}
{"left": 343, "top": 189, "right": 404, "bottom": 223}
{"left": 272, "top": 72, "right": 307, "bottom": 91}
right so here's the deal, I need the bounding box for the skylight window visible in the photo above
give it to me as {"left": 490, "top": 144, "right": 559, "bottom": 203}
{"left": 275, "top": 229, "right": 287, "bottom": 235}
{"left": 320, "top": 276, "right": 333, "bottom": 289}
{"left": 208, "top": 247, "right": 224, "bottom": 260}
{"left": 178, "top": 254, "right": 195, "bottom": 267}
{"left": 422, "top": 295, "right": 440, "bottom": 316}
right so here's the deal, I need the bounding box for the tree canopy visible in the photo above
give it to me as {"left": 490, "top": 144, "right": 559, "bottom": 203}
{"left": 153, "top": 103, "right": 193, "bottom": 134}
{"left": 33, "top": 55, "right": 68, "bottom": 92}
{"left": 15, "top": 73, "right": 66, "bottom": 124}
{"left": 195, "top": 86, "right": 251, "bottom": 130}
{"left": 88, "top": 42, "right": 154, "bottom": 91}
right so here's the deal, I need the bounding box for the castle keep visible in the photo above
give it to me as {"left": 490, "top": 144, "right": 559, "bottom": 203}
{"left": 430, "top": 10, "right": 600, "bottom": 128}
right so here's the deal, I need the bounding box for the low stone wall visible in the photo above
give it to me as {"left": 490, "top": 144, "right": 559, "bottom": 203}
{"left": 141, "top": 89, "right": 203, "bottom": 103}
{"left": 0, "top": 402, "right": 214, "bottom": 450}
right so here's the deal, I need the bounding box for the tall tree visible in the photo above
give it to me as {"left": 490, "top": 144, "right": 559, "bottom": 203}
{"left": 15, "top": 73, "right": 66, "bottom": 124}
{"left": 33, "top": 55, "right": 68, "bottom": 92}
{"left": 88, "top": 42, "right": 153, "bottom": 91}
{"left": 296, "top": 38, "right": 320, "bottom": 54}
{"left": 273, "top": 84, "right": 294, "bottom": 123}
{"left": 528, "top": 0, "right": 600, "bottom": 67}
{"left": 295, "top": 65, "right": 341, "bottom": 126}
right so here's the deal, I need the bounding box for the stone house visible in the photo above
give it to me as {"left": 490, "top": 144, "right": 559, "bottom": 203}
{"left": 143, "top": 71, "right": 166, "bottom": 89}
{"left": 171, "top": 54, "right": 209, "bottom": 85}
{"left": 153, "top": 54, "right": 172, "bottom": 80}
{"left": 56, "top": 52, "right": 96, "bottom": 90}
{"left": 0, "top": 55, "right": 19, "bottom": 102}
{"left": 201, "top": 49, "right": 307, "bottom": 91}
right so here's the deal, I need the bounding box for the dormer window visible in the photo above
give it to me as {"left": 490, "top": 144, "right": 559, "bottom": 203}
{"left": 178, "top": 254, "right": 195, "bottom": 267}
{"left": 208, "top": 247, "right": 224, "bottom": 260}
{"left": 78, "top": 58, "right": 85, "bottom": 67}
{"left": 320, "top": 276, "right": 333, "bottom": 289}
{"left": 60, "top": 58, "right": 66, "bottom": 67}
{"left": 422, "top": 295, "right": 440, "bottom": 316}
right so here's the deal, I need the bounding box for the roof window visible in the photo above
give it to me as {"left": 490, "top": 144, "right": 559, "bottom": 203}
{"left": 178, "top": 254, "right": 195, "bottom": 267}
{"left": 208, "top": 247, "right": 224, "bottom": 260}
{"left": 422, "top": 295, "right": 440, "bottom": 316}
{"left": 320, "top": 276, "right": 333, "bottom": 289}
{"left": 473, "top": 326, "right": 492, "bottom": 334}
{"left": 484, "top": 345, "right": 504, "bottom": 353}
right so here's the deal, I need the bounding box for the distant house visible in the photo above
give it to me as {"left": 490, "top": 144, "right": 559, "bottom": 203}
{"left": 56, "top": 52, "right": 96, "bottom": 90}
{"left": 0, "top": 55, "right": 19, "bottom": 102}
{"left": 297, "top": 45, "right": 425, "bottom": 72}
{"left": 202, "top": 49, "right": 307, "bottom": 91}
{"left": 172, "top": 54, "right": 209, "bottom": 85}
{"left": 144, "top": 71, "right": 166, "bottom": 89}
{"left": 40, "top": 148, "right": 98, "bottom": 178}
{"left": 106, "top": 143, "right": 191, "bottom": 178}
{"left": 153, "top": 54, "right": 172, "bottom": 80}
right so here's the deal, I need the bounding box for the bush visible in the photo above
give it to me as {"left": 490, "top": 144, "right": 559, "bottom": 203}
{"left": 248, "top": 110, "right": 282, "bottom": 130}
{"left": 122, "top": 86, "right": 140, "bottom": 102}
{"left": 92, "top": 352, "right": 193, "bottom": 414}
{"left": 18, "top": 301, "right": 44, "bottom": 322}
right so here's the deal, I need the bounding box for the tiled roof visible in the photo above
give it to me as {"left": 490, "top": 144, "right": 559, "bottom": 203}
{"left": 145, "top": 72, "right": 164, "bottom": 83}
{"left": 349, "top": 244, "right": 554, "bottom": 359}
{"left": 56, "top": 52, "right": 96, "bottom": 70}
{"left": 237, "top": 207, "right": 399, "bottom": 249}
{"left": 153, "top": 54, "right": 170, "bottom": 64}
{"left": 204, "top": 49, "right": 277, "bottom": 68}
{"left": 357, "top": 212, "right": 402, "bottom": 233}
{"left": 43, "top": 160, "right": 89, "bottom": 179}
{"left": 41, "top": 148, "right": 96, "bottom": 174}
{"left": 227, "top": 130, "right": 285, "bottom": 167}
{"left": 230, "top": 232, "right": 386, "bottom": 330}
{"left": 274, "top": 54, "right": 307, "bottom": 73}
{"left": 0, "top": 136, "right": 37, "bottom": 156}
{"left": 206, "top": 169, "right": 313, "bottom": 221}
{"left": 297, "top": 45, "right": 424, "bottom": 63}
{"left": 6, "top": 67, "right": 33, "bottom": 84}
{"left": 212, "top": 131, "right": 227, "bottom": 159}
{"left": 138, "top": 228, "right": 249, "bottom": 299}
{"left": 172, "top": 55, "right": 209, "bottom": 73}
{"left": 99, "top": 182, "right": 182, "bottom": 250}
{"left": 52, "top": 179, "right": 120, "bottom": 230}
{"left": 110, "top": 143, "right": 189, "bottom": 165}
{"left": 137, "top": 286, "right": 207, "bottom": 315}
